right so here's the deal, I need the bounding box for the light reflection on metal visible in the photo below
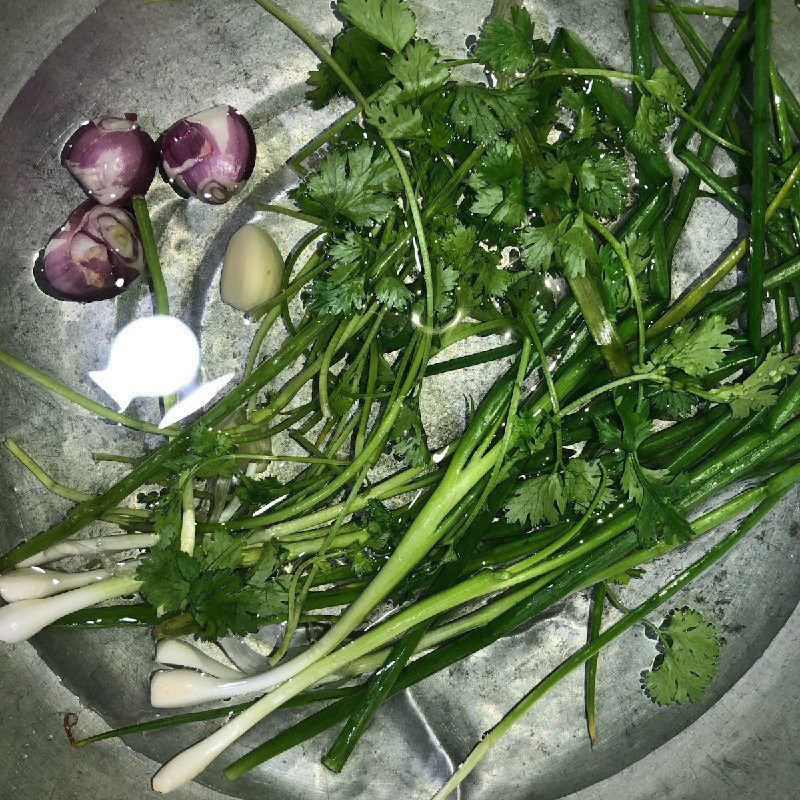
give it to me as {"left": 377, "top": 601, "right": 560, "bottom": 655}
{"left": 89, "top": 315, "right": 233, "bottom": 427}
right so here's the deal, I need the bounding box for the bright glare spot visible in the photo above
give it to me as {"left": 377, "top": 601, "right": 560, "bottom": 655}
{"left": 159, "top": 372, "right": 235, "bottom": 428}
{"left": 89, "top": 316, "right": 200, "bottom": 411}
{"left": 115, "top": 278, "right": 125, "bottom": 287}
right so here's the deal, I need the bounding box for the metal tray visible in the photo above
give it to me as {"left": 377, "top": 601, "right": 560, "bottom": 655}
{"left": 1, "top": 2, "right": 799, "bottom": 799}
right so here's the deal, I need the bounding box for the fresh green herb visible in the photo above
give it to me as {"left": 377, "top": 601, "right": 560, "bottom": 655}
{"left": 645, "top": 606, "right": 720, "bottom": 705}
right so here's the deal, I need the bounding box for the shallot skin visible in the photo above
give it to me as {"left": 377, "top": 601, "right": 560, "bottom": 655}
{"left": 160, "top": 105, "right": 256, "bottom": 205}
{"left": 61, "top": 116, "right": 158, "bottom": 206}
{"left": 42, "top": 200, "right": 143, "bottom": 301}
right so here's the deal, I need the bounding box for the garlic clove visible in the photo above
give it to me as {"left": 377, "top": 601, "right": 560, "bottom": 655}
{"left": 220, "top": 224, "right": 284, "bottom": 312}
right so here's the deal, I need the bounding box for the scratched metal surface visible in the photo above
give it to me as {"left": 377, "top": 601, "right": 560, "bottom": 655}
{"left": 1, "top": 1, "right": 800, "bottom": 799}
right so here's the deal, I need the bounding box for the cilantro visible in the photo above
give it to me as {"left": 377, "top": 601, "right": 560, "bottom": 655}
{"left": 511, "top": 408, "right": 549, "bottom": 456}
{"left": 339, "top": 0, "right": 417, "bottom": 52}
{"left": 506, "top": 470, "right": 565, "bottom": 526}
{"left": 651, "top": 316, "right": 734, "bottom": 378}
{"left": 708, "top": 348, "right": 799, "bottom": 418}
{"left": 328, "top": 231, "right": 372, "bottom": 266}
{"left": 449, "top": 83, "right": 536, "bottom": 143}
{"left": 189, "top": 570, "right": 261, "bottom": 640}
{"left": 505, "top": 457, "right": 608, "bottom": 527}
{"left": 307, "top": 27, "right": 390, "bottom": 109}
{"left": 474, "top": 6, "right": 542, "bottom": 79}
{"left": 388, "top": 40, "right": 450, "bottom": 98}
{"left": 650, "top": 388, "right": 696, "bottom": 421}
{"left": 366, "top": 88, "right": 425, "bottom": 140}
{"left": 434, "top": 221, "right": 508, "bottom": 307}
{"left": 376, "top": 275, "right": 413, "bottom": 309}
{"left": 311, "top": 274, "right": 366, "bottom": 316}
{"left": 573, "top": 105, "right": 598, "bottom": 142}
{"left": 525, "top": 160, "right": 572, "bottom": 210}
{"left": 635, "top": 466, "right": 693, "bottom": 547}
{"left": 520, "top": 214, "right": 598, "bottom": 279}
{"left": 646, "top": 607, "right": 720, "bottom": 705}
{"left": 391, "top": 399, "right": 431, "bottom": 466}
{"left": 520, "top": 218, "right": 569, "bottom": 274}
{"left": 601, "top": 392, "right": 692, "bottom": 547}
{"left": 136, "top": 548, "right": 199, "bottom": 614}
{"left": 292, "top": 144, "right": 401, "bottom": 227}
{"left": 234, "top": 474, "right": 284, "bottom": 513}
{"left": 163, "top": 427, "right": 236, "bottom": 477}
{"left": 559, "top": 215, "right": 597, "bottom": 278}
{"left": 645, "top": 68, "right": 685, "bottom": 110}
{"left": 468, "top": 140, "right": 527, "bottom": 228}
{"left": 578, "top": 153, "right": 630, "bottom": 219}
{"left": 608, "top": 566, "right": 644, "bottom": 586}
{"left": 633, "top": 68, "right": 685, "bottom": 145}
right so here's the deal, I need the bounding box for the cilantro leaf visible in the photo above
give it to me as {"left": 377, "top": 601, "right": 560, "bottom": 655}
{"left": 608, "top": 566, "right": 645, "bottom": 586}
{"left": 136, "top": 547, "right": 200, "bottom": 614}
{"left": 632, "top": 69, "right": 684, "bottom": 145}
{"left": 339, "top": 0, "right": 416, "bottom": 52}
{"left": 307, "top": 27, "right": 390, "bottom": 109}
{"left": 388, "top": 40, "right": 450, "bottom": 98}
{"left": 525, "top": 153, "right": 573, "bottom": 209}
{"left": 293, "top": 144, "right": 400, "bottom": 227}
{"left": 188, "top": 571, "right": 262, "bottom": 640}
{"left": 199, "top": 528, "right": 247, "bottom": 571}
{"left": 311, "top": 274, "right": 366, "bottom": 316}
{"left": 651, "top": 316, "right": 734, "bottom": 378}
{"left": 376, "top": 275, "right": 413, "bottom": 309}
{"left": 646, "top": 607, "right": 720, "bottom": 705}
{"left": 578, "top": 153, "right": 630, "bottom": 219}
{"left": 506, "top": 470, "right": 565, "bottom": 526}
{"left": 450, "top": 83, "right": 535, "bottom": 143}
{"left": 635, "top": 465, "right": 693, "bottom": 547}
{"left": 434, "top": 221, "right": 508, "bottom": 305}
{"left": 650, "top": 388, "right": 696, "bottom": 421}
{"left": 511, "top": 408, "right": 549, "bottom": 456}
{"left": 163, "top": 427, "right": 237, "bottom": 477}
{"left": 468, "top": 140, "right": 527, "bottom": 228}
{"left": 645, "top": 67, "right": 685, "bottom": 110}
{"left": 361, "top": 498, "right": 402, "bottom": 552}
{"left": 519, "top": 217, "right": 569, "bottom": 273}
{"left": 234, "top": 474, "right": 284, "bottom": 513}
{"left": 708, "top": 348, "right": 799, "bottom": 418}
{"left": 391, "top": 399, "right": 431, "bottom": 466}
{"left": 366, "top": 86, "right": 425, "bottom": 139}
{"left": 506, "top": 458, "right": 607, "bottom": 527}
{"left": 474, "top": 6, "right": 542, "bottom": 78}
{"left": 558, "top": 215, "right": 597, "bottom": 278}
{"left": 563, "top": 458, "right": 612, "bottom": 510}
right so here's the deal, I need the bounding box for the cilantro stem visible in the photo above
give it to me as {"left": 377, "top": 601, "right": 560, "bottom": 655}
{"left": 584, "top": 581, "right": 605, "bottom": 747}
{"left": 584, "top": 214, "right": 646, "bottom": 369}
{"left": 649, "top": 3, "right": 744, "bottom": 16}
{"left": 555, "top": 373, "right": 669, "bottom": 421}
{"left": 518, "top": 306, "right": 562, "bottom": 465}
{"left": 4, "top": 438, "right": 148, "bottom": 520}
{"left": 252, "top": 203, "right": 327, "bottom": 227}
{"left": 131, "top": 195, "right": 176, "bottom": 410}
{"left": 0, "top": 346, "right": 180, "bottom": 437}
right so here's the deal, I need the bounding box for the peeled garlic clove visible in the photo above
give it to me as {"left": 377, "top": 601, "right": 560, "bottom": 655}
{"left": 220, "top": 224, "right": 284, "bottom": 312}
